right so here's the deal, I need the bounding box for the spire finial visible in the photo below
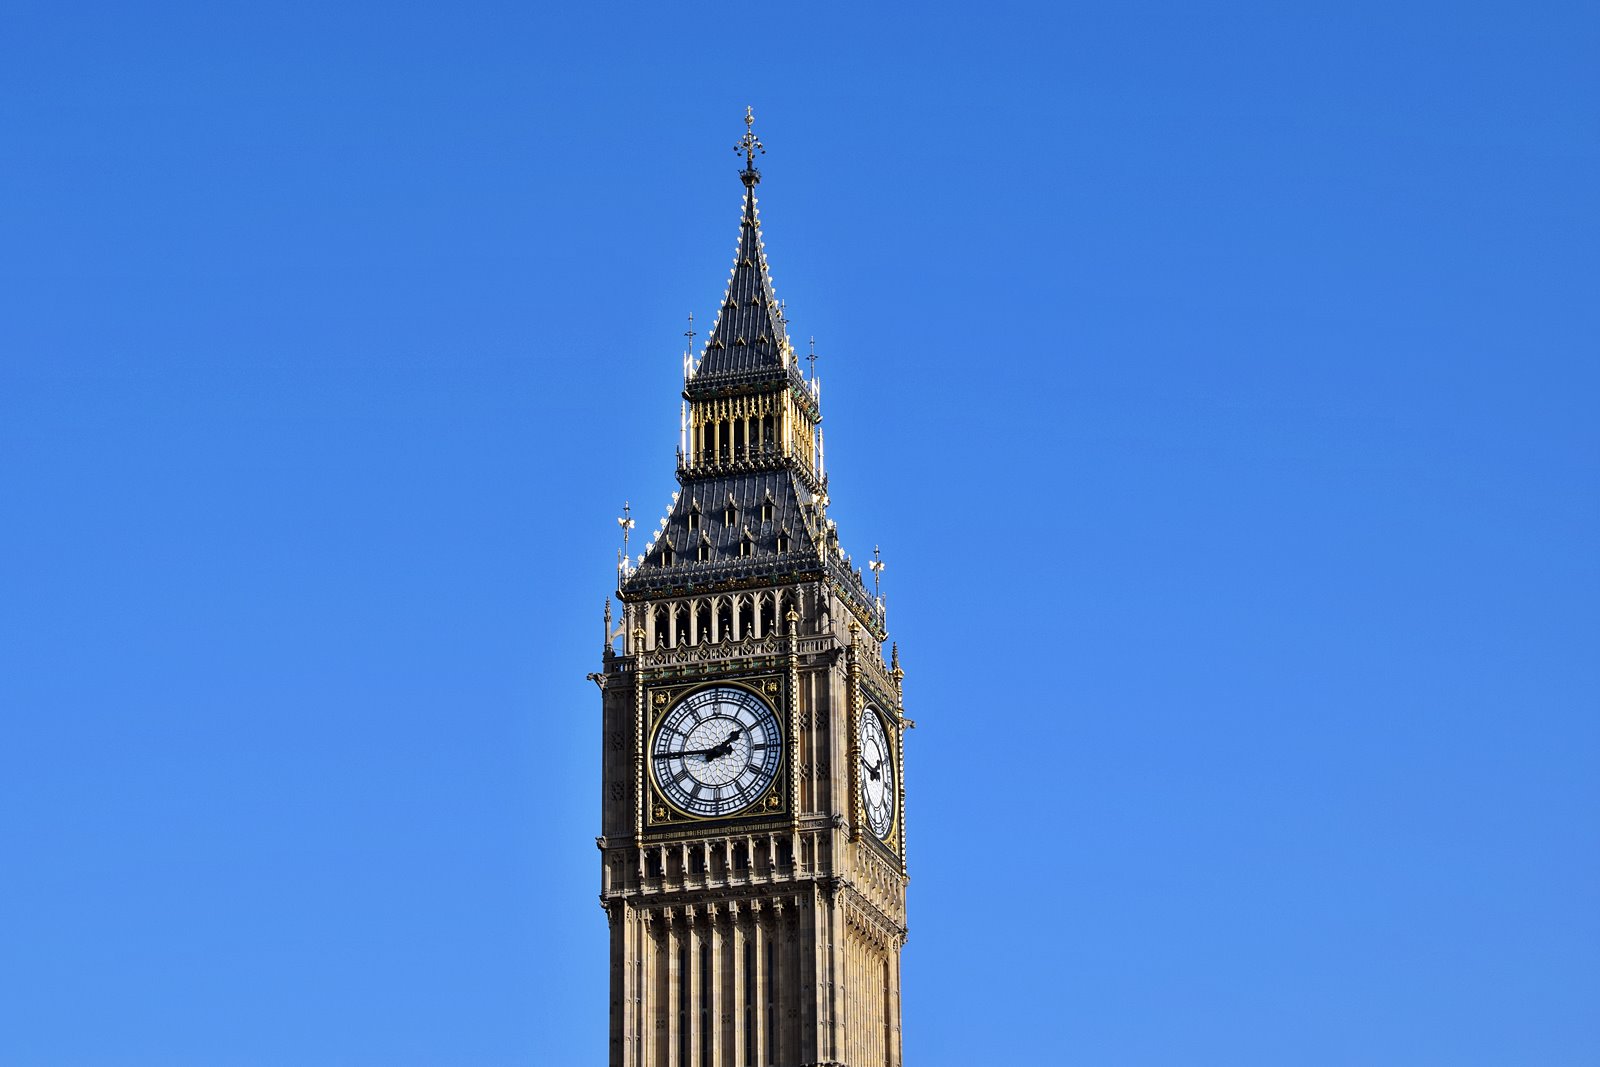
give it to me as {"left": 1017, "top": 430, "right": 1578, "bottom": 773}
{"left": 807, "top": 336, "right": 817, "bottom": 381}
{"left": 617, "top": 501, "right": 635, "bottom": 548}
{"left": 735, "top": 106, "right": 765, "bottom": 186}
{"left": 869, "top": 544, "right": 885, "bottom": 599}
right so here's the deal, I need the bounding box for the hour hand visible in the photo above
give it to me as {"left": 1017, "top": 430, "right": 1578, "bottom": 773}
{"left": 707, "top": 728, "right": 742, "bottom": 759}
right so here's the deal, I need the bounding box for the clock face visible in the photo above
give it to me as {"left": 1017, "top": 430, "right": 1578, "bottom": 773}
{"left": 651, "top": 685, "right": 782, "bottom": 818}
{"left": 860, "top": 705, "right": 895, "bottom": 838}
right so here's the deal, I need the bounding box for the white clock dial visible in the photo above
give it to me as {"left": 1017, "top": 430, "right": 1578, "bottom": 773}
{"left": 651, "top": 685, "right": 782, "bottom": 818}
{"left": 860, "top": 705, "right": 895, "bottom": 838}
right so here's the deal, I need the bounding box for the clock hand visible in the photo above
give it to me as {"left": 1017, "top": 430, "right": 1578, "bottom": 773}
{"left": 656, "top": 728, "right": 746, "bottom": 762}
{"left": 699, "top": 728, "right": 744, "bottom": 761}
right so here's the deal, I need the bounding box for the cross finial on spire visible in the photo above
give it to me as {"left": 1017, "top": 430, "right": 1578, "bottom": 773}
{"left": 869, "top": 544, "right": 885, "bottom": 598}
{"left": 808, "top": 336, "right": 817, "bottom": 380}
{"left": 617, "top": 501, "right": 635, "bottom": 548}
{"left": 735, "top": 106, "right": 765, "bottom": 186}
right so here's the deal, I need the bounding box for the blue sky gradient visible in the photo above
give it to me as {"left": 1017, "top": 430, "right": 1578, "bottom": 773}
{"left": 2, "top": 2, "right": 1597, "bottom": 1063}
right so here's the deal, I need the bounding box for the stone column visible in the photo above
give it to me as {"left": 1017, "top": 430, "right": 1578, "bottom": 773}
{"left": 750, "top": 901, "right": 766, "bottom": 1066}
{"left": 730, "top": 902, "right": 746, "bottom": 1067}
{"left": 666, "top": 908, "right": 681, "bottom": 1067}
{"left": 640, "top": 909, "right": 657, "bottom": 1067}
{"left": 685, "top": 906, "right": 700, "bottom": 1066}
{"left": 705, "top": 904, "right": 721, "bottom": 1067}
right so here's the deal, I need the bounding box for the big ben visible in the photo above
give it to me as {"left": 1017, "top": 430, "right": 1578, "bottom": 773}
{"left": 593, "top": 112, "right": 911, "bottom": 1067}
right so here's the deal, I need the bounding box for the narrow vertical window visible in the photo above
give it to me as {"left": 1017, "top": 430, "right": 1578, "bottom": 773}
{"left": 700, "top": 939, "right": 712, "bottom": 1067}
{"left": 744, "top": 940, "right": 756, "bottom": 1066}
{"left": 679, "top": 936, "right": 690, "bottom": 1067}
{"left": 765, "top": 938, "right": 777, "bottom": 1066}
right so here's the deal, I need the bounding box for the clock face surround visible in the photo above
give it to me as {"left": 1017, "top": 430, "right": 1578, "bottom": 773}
{"left": 860, "top": 705, "right": 896, "bottom": 838}
{"left": 651, "top": 685, "right": 782, "bottom": 818}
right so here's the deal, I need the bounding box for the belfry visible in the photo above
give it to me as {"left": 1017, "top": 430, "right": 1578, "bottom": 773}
{"left": 594, "top": 111, "right": 911, "bottom": 1067}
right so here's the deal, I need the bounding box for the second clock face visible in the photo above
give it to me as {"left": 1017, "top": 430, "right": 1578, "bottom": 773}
{"left": 652, "top": 685, "right": 782, "bottom": 818}
{"left": 860, "top": 705, "right": 896, "bottom": 838}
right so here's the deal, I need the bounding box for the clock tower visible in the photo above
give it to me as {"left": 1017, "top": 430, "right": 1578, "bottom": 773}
{"left": 594, "top": 112, "right": 911, "bottom": 1067}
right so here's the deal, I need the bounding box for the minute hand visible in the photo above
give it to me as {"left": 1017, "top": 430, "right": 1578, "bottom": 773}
{"left": 657, "top": 729, "right": 742, "bottom": 760}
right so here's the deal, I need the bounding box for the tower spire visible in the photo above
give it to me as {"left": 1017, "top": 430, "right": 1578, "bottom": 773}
{"left": 690, "top": 109, "right": 794, "bottom": 384}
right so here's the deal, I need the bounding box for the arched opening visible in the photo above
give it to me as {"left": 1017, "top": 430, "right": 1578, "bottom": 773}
{"left": 693, "top": 600, "right": 711, "bottom": 645}
{"left": 716, "top": 598, "right": 733, "bottom": 641}
{"left": 759, "top": 593, "right": 776, "bottom": 637}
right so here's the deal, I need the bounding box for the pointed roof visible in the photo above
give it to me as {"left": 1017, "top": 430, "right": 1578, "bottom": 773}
{"left": 615, "top": 112, "right": 885, "bottom": 639}
{"left": 693, "top": 176, "right": 792, "bottom": 380}
{"left": 619, "top": 465, "right": 884, "bottom": 637}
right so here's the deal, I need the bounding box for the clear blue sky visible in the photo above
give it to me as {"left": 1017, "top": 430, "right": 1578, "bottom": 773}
{"left": 2, "top": 2, "right": 1596, "bottom": 1064}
